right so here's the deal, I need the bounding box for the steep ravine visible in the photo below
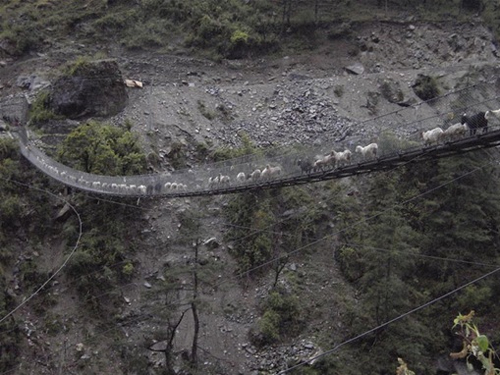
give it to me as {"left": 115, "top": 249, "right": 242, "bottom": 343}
{"left": 1, "top": 18, "right": 500, "bottom": 374}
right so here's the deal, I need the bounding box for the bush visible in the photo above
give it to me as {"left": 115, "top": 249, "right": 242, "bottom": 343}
{"left": 28, "top": 91, "right": 62, "bottom": 126}
{"left": 252, "top": 288, "right": 302, "bottom": 346}
{"left": 412, "top": 74, "right": 440, "bottom": 101}
{"left": 57, "top": 120, "right": 147, "bottom": 175}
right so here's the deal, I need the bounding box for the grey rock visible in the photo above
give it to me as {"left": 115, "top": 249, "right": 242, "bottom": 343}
{"left": 50, "top": 59, "right": 128, "bottom": 118}
{"left": 345, "top": 62, "right": 365, "bottom": 75}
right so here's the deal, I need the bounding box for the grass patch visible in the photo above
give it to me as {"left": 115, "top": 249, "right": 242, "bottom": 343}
{"left": 28, "top": 91, "right": 63, "bottom": 126}
{"left": 1, "top": 0, "right": 498, "bottom": 58}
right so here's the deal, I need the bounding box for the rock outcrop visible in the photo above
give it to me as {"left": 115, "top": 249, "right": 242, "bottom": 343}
{"left": 49, "top": 59, "right": 128, "bottom": 119}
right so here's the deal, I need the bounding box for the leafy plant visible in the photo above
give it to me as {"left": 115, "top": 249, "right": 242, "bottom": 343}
{"left": 253, "top": 288, "right": 302, "bottom": 346}
{"left": 57, "top": 120, "right": 147, "bottom": 175}
{"left": 28, "top": 91, "right": 62, "bottom": 126}
{"left": 450, "top": 311, "right": 500, "bottom": 375}
{"left": 412, "top": 74, "right": 440, "bottom": 101}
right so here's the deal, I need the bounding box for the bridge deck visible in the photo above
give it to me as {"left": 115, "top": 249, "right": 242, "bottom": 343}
{"left": 10, "top": 81, "right": 500, "bottom": 198}
{"left": 14, "top": 127, "right": 500, "bottom": 198}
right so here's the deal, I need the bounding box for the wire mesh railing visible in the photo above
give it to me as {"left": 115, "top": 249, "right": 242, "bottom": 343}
{"left": 13, "top": 81, "right": 500, "bottom": 197}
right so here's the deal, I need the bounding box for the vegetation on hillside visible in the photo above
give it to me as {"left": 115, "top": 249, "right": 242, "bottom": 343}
{"left": 56, "top": 120, "right": 147, "bottom": 313}
{"left": 314, "top": 151, "right": 500, "bottom": 374}
{"left": 210, "top": 132, "right": 500, "bottom": 374}
{"left": 58, "top": 120, "right": 147, "bottom": 175}
{"left": 3, "top": 0, "right": 500, "bottom": 373}
{"left": 0, "top": 120, "right": 148, "bottom": 372}
{"left": 1, "top": 0, "right": 500, "bottom": 59}
{"left": 0, "top": 138, "right": 56, "bottom": 372}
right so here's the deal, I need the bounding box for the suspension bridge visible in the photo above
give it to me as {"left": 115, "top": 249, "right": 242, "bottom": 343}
{"left": 10, "top": 81, "right": 500, "bottom": 197}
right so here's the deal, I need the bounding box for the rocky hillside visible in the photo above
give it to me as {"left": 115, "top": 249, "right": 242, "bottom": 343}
{"left": 1, "top": 10, "right": 500, "bottom": 375}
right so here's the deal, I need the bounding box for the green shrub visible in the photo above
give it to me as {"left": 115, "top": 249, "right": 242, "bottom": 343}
{"left": 28, "top": 91, "right": 62, "bottom": 126}
{"left": 63, "top": 56, "right": 92, "bottom": 76}
{"left": 412, "top": 74, "right": 440, "bottom": 101}
{"left": 211, "top": 132, "right": 258, "bottom": 161}
{"left": 57, "top": 120, "right": 147, "bottom": 175}
{"left": 122, "top": 262, "right": 134, "bottom": 279}
{"left": 230, "top": 29, "right": 249, "bottom": 45}
{"left": 259, "top": 310, "right": 281, "bottom": 343}
{"left": 253, "top": 289, "right": 302, "bottom": 346}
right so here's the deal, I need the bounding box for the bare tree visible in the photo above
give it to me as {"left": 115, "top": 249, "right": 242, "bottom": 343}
{"left": 148, "top": 307, "right": 190, "bottom": 374}
{"left": 190, "top": 239, "right": 201, "bottom": 364}
{"left": 282, "top": 0, "right": 293, "bottom": 32}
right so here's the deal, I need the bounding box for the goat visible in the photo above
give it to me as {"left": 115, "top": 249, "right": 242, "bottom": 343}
{"left": 461, "top": 109, "right": 500, "bottom": 135}
{"left": 442, "top": 123, "right": 468, "bottom": 142}
{"left": 461, "top": 112, "right": 487, "bottom": 135}
{"left": 355, "top": 143, "right": 378, "bottom": 159}
{"left": 421, "top": 127, "right": 444, "bottom": 146}
{"left": 297, "top": 159, "right": 314, "bottom": 174}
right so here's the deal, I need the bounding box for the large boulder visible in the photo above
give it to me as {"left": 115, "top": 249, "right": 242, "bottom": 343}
{"left": 49, "top": 59, "right": 128, "bottom": 118}
{"left": 0, "top": 94, "right": 29, "bottom": 124}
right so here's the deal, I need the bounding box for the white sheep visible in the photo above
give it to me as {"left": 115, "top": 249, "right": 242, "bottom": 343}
{"left": 313, "top": 152, "right": 335, "bottom": 171}
{"left": 208, "top": 175, "right": 220, "bottom": 187}
{"left": 138, "top": 185, "right": 147, "bottom": 194}
{"left": 220, "top": 175, "right": 231, "bottom": 185}
{"left": 333, "top": 149, "right": 352, "bottom": 167}
{"left": 92, "top": 181, "right": 101, "bottom": 189}
{"left": 164, "top": 182, "right": 171, "bottom": 189}
{"left": 249, "top": 169, "right": 261, "bottom": 181}
{"left": 261, "top": 165, "right": 282, "bottom": 180}
{"left": 171, "top": 182, "right": 178, "bottom": 190}
{"left": 355, "top": 143, "right": 378, "bottom": 158}
{"left": 268, "top": 165, "right": 282, "bottom": 178}
{"left": 422, "top": 127, "right": 444, "bottom": 146}
{"left": 236, "top": 172, "right": 246, "bottom": 183}
{"left": 442, "top": 123, "right": 468, "bottom": 142}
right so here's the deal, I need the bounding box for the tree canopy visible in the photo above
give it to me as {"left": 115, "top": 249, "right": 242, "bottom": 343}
{"left": 57, "top": 120, "right": 147, "bottom": 176}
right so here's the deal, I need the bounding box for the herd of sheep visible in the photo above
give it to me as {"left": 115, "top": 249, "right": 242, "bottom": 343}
{"left": 422, "top": 109, "right": 500, "bottom": 145}
{"left": 26, "top": 109, "right": 499, "bottom": 196}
